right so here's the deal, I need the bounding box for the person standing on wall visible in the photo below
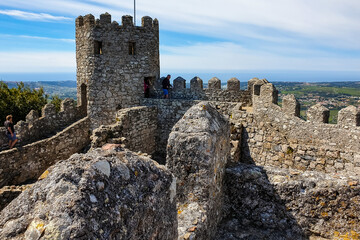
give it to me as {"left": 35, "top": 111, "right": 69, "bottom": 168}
{"left": 162, "top": 74, "right": 172, "bottom": 99}
{"left": 4, "top": 115, "right": 18, "bottom": 149}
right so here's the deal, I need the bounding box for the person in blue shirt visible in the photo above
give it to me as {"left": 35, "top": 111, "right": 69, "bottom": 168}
{"left": 162, "top": 74, "right": 172, "bottom": 99}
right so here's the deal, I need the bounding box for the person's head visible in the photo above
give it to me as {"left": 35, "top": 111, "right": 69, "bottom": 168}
{"left": 167, "top": 74, "right": 171, "bottom": 79}
{"left": 6, "top": 115, "right": 12, "bottom": 121}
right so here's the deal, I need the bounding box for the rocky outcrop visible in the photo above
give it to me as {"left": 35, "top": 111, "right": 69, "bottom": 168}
{"left": 166, "top": 102, "right": 230, "bottom": 239}
{"left": 0, "top": 146, "right": 177, "bottom": 240}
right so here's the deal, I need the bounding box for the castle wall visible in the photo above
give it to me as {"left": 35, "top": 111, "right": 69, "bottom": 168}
{"left": 153, "top": 76, "right": 252, "bottom": 106}
{"left": 167, "top": 102, "right": 230, "bottom": 239}
{"left": 204, "top": 89, "right": 252, "bottom": 105}
{"left": 0, "top": 98, "right": 86, "bottom": 151}
{"left": 90, "top": 106, "right": 157, "bottom": 156}
{"left": 0, "top": 117, "right": 90, "bottom": 187}
{"left": 76, "top": 13, "right": 160, "bottom": 129}
{"left": 142, "top": 99, "right": 239, "bottom": 163}
{"left": 0, "top": 184, "right": 32, "bottom": 211}
{"left": 233, "top": 103, "right": 360, "bottom": 175}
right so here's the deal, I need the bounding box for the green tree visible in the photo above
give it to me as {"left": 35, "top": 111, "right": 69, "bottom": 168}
{"left": 50, "top": 95, "right": 62, "bottom": 112}
{"left": 0, "top": 81, "right": 48, "bottom": 126}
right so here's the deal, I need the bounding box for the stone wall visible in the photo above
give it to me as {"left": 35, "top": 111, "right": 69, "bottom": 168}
{"left": 0, "top": 184, "right": 32, "bottom": 211}
{"left": 152, "top": 76, "right": 252, "bottom": 105}
{"left": 0, "top": 146, "right": 177, "bottom": 239}
{"left": 167, "top": 102, "right": 230, "bottom": 240}
{"left": 233, "top": 103, "right": 360, "bottom": 175}
{"left": 76, "top": 13, "right": 160, "bottom": 129}
{"left": 204, "top": 89, "right": 251, "bottom": 106}
{"left": 91, "top": 106, "right": 157, "bottom": 156}
{"left": 142, "top": 99, "right": 239, "bottom": 163}
{"left": 217, "top": 163, "right": 360, "bottom": 239}
{"left": 0, "top": 98, "right": 86, "bottom": 151}
{"left": 142, "top": 99, "right": 197, "bottom": 163}
{"left": 0, "top": 117, "right": 90, "bottom": 187}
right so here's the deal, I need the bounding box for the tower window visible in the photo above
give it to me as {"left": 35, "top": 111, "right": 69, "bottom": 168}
{"left": 129, "top": 42, "right": 136, "bottom": 55}
{"left": 94, "top": 41, "right": 103, "bottom": 55}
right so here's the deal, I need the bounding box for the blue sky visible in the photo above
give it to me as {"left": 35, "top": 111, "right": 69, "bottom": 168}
{"left": 0, "top": 0, "right": 359, "bottom": 82}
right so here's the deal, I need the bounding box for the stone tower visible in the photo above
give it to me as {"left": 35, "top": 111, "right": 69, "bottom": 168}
{"left": 75, "top": 13, "right": 160, "bottom": 128}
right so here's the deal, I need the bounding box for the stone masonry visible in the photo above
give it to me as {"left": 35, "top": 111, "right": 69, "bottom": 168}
{"left": 76, "top": 13, "right": 160, "bottom": 129}
{"left": 0, "top": 98, "right": 86, "bottom": 151}
{"left": 90, "top": 106, "right": 157, "bottom": 156}
{"left": 167, "top": 102, "right": 230, "bottom": 240}
{"left": 0, "top": 117, "right": 90, "bottom": 188}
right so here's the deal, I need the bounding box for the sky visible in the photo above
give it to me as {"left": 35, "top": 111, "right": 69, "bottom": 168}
{"left": 0, "top": 0, "right": 359, "bottom": 82}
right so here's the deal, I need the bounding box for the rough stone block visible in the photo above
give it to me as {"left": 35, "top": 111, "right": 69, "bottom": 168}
{"left": 282, "top": 94, "right": 300, "bottom": 117}
{"left": 0, "top": 148, "right": 177, "bottom": 239}
{"left": 173, "top": 76, "right": 186, "bottom": 91}
{"left": 190, "top": 76, "right": 203, "bottom": 91}
{"left": 167, "top": 102, "right": 230, "bottom": 239}
{"left": 260, "top": 83, "right": 278, "bottom": 105}
{"left": 337, "top": 105, "right": 360, "bottom": 128}
{"left": 227, "top": 78, "right": 240, "bottom": 91}
{"left": 208, "top": 77, "right": 221, "bottom": 89}
{"left": 307, "top": 103, "right": 329, "bottom": 123}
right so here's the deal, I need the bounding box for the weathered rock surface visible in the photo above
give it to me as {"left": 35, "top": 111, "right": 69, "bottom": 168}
{"left": 0, "top": 146, "right": 177, "bottom": 239}
{"left": 217, "top": 163, "right": 360, "bottom": 239}
{"left": 166, "top": 102, "right": 230, "bottom": 240}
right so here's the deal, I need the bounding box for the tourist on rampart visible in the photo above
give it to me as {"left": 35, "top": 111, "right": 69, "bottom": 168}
{"left": 4, "top": 115, "right": 18, "bottom": 149}
{"left": 162, "top": 74, "right": 172, "bottom": 99}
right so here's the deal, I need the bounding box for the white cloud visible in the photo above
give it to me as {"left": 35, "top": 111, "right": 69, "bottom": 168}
{"left": 161, "top": 42, "right": 360, "bottom": 71}
{"left": 0, "top": 9, "right": 71, "bottom": 21}
{"left": 0, "top": 52, "right": 75, "bottom": 72}
{"left": 0, "top": 1, "right": 359, "bottom": 72}
{"left": 1, "top": 1, "right": 360, "bottom": 49}
{"left": 0, "top": 34, "right": 74, "bottom": 43}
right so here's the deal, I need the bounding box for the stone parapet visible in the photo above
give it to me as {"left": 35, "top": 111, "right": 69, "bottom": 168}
{"left": 307, "top": 103, "right": 329, "bottom": 123}
{"left": 337, "top": 105, "right": 360, "bottom": 128}
{"left": 190, "top": 76, "right": 203, "bottom": 90}
{"left": 0, "top": 184, "right": 32, "bottom": 211}
{"left": 208, "top": 77, "right": 221, "bottom": 89}
{"left": 173, "top": 76, "right": 186, "bottom": 91}
{"left": 0, "top": 117, "right": 90, "bottom": 187}
{"left": 227, "top": 77, "right": 240, "bottom": 91}
{"left": 282, "top": 94, "right": 300, "bottom": 117}
{"left": 235, "top": 103, "right": 360, "bottom": 175}
{"left": 0, "top": 98, "right": 86, "bottom": 151}
{"left": 90, "top": 106, "right": 157, "bottom": 156}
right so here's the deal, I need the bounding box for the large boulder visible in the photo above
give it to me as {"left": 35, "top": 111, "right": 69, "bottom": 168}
{"left": 0, "top": 146, "right": 177, "bottom": 240}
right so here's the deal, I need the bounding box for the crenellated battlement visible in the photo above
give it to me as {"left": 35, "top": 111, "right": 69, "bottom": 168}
{"left": 0, "top": 98, "right": 86, "bottom": 150}
{"left": 252, "top": 81, "right": 360, "bottom": 130}
{"left": 153, "top": 76, "right": 251, "bottom": 105}
{"left": 75, "top": 13, "right": 159, "bottom": 31}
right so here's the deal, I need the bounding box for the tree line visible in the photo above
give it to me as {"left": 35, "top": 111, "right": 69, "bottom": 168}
{"left": 0, "top": 81, "right": 62, "bottom": 126}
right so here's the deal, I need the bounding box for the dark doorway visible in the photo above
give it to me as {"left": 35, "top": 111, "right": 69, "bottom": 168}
{"left": 144, "top": 76, "right": 155, "bottom": 98}
{"left": 80, "top": 83, "right": 87, "bottom": 113}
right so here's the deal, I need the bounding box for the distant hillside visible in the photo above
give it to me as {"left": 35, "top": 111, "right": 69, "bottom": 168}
{"left": 4, "top": 81, "right": 77, "bottom": 100}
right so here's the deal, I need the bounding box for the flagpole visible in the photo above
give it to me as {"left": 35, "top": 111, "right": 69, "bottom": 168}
{"left": 134, "top": 0, "right": 136, "bottom": 25}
